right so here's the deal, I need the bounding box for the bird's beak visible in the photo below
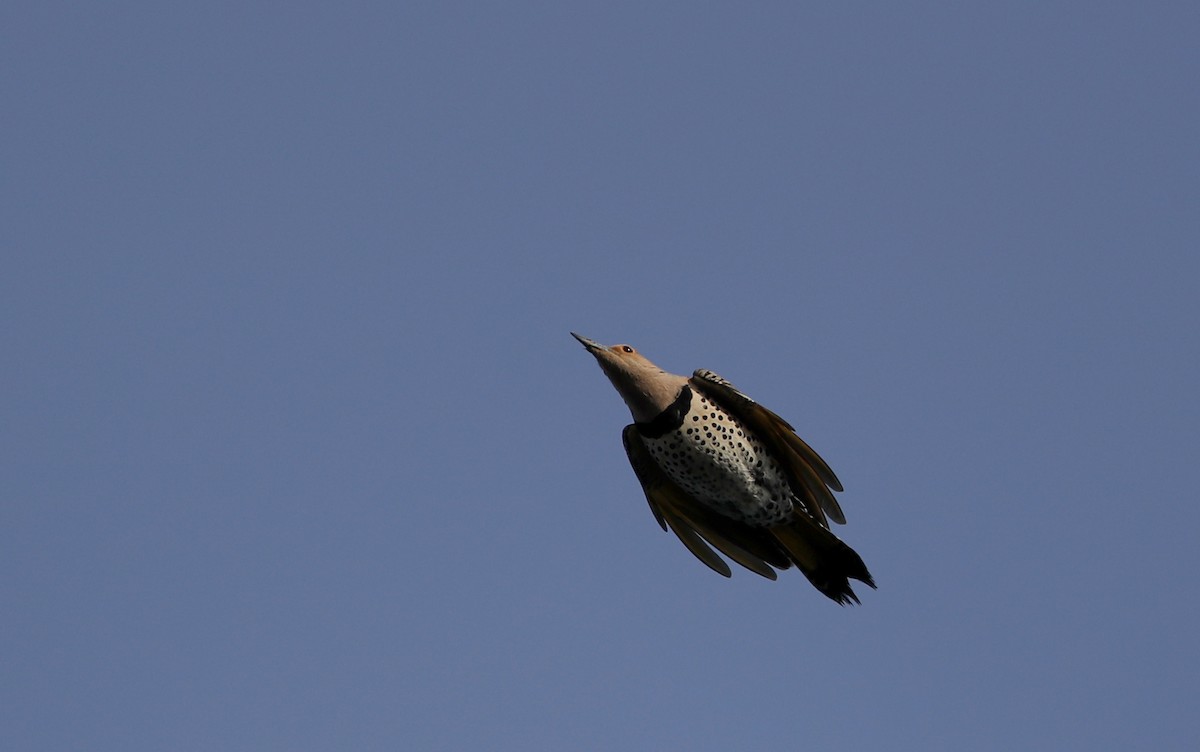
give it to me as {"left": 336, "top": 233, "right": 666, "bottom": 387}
{"left": 571, "top": 332, "right": 605, "bottom": 353}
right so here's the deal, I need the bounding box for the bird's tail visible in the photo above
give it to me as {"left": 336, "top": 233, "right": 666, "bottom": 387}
{"left": 770, "top": 518, "right": 876, "bottom": 605}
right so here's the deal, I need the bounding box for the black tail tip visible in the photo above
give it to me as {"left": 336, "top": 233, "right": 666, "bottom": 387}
{"left": 819, "top": 571, "right": 876, "bottom": 606}
{"left": 817, "top": 579, "right": 862, "bottom": 606}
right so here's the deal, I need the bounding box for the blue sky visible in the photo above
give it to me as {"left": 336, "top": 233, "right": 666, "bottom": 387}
{"left": 4, "top": 2, "right": 1198, "bottom": 749}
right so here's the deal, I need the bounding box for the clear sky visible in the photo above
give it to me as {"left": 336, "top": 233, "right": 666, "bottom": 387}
{"left": 4, "top": 2, "right": 1198, "bottom": 750}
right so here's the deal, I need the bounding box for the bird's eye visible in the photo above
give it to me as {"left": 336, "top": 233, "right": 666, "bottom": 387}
{"left": 622, "top": 346, "right": 634, "bottom": 353}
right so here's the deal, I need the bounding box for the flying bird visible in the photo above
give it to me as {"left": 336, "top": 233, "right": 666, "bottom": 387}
{"left": 572, "top": 333, "right": 875, "bottom": 604}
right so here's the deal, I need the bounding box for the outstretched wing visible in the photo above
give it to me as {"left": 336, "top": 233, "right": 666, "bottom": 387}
{"left": 690, "top": 369, "right": 847, "bottom": 528}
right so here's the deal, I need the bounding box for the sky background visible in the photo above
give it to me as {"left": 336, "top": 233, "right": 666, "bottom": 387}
{"left": 3, "top": 2, "right": 1198, "bottom": 750}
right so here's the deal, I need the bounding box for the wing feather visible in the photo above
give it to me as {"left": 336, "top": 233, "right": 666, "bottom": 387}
{"left": 691, "top": 369, "right": 847, "bottom": 526}
{"left": 663, "top": 517, "right": 733, "bottom": 577}
{"left": 623, "top": 425, "right": 781, "bottom": 580}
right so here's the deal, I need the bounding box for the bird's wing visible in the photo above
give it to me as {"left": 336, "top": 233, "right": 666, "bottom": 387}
{"left": 622, "top": 425, "right": 788, "bottom": 580}
{"left": 690, "top": 369, "right": 847, "bottom": 527}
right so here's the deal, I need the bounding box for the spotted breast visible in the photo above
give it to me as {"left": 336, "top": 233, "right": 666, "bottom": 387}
{"left": 639, "top": 386, "right": 796, "bottom": 526}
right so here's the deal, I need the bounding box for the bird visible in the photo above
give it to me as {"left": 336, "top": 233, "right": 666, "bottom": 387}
{"left": 571, "top": 332, "right": 875, "bottom": 604}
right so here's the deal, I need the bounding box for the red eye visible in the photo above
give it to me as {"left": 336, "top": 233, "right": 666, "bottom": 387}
{"left": 622, "top": 346, "right": 634, "bottom": 353}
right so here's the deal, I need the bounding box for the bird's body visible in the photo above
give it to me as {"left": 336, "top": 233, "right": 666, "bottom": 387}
{"left": 572, "top": 333, "right": 875, "bottom": 604}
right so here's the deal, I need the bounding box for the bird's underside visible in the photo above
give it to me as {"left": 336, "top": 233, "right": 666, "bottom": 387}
{"left": 571, "top": 333, "right": 875, "bottom": 605}
{"left": 624, "top": 372, "right": 874, "bottom": 605}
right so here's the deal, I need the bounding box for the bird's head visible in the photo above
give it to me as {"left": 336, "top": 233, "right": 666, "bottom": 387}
{"left": 571, "top": 333, "right": 688, "bottom": 423}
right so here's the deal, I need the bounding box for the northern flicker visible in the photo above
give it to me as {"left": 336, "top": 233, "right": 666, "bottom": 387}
{"left": 572, "top": 333, "right": 875, "bottom": 604}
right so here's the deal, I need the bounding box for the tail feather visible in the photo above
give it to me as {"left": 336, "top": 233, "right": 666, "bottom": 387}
{"left": 770, "top": 518, "right": 876, "bottom": 605}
